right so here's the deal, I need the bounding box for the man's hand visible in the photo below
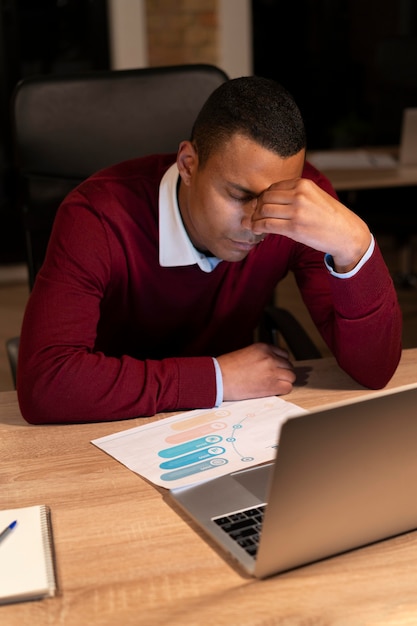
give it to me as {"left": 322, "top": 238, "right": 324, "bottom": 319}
{"left": 246, "top": 178, "right": 372, "bottom": 273}
{"left": 217, "top": 343, "right": 296, "bottom": 401}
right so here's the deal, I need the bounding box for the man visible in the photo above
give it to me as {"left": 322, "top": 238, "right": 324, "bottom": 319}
{"left": 17, "top": 76, "right": 402, "bottom": 424}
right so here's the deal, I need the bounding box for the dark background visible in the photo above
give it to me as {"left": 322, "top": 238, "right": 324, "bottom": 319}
{"left": 0, "top": 0, "right": 109, "bottom": 263}
{"left": 253, "top": 0, "right": 417, "bottom": 261}
{"left": 0, "top": 0, "right": 416, "bottom": 263}
{"left": 252, "top": 0, "right": 417, "bottom": 150}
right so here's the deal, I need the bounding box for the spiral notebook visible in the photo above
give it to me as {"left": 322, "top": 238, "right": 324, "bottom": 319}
{"left": 0, "top": 504, "right": 58, "bottom": 604}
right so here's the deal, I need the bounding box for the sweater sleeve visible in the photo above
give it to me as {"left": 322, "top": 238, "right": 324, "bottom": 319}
{"left": 299, "top": 160, "right": 402, "bottom": 388}
{"left": 323, "top": 242, "right": 402, "bottom": 389}
{"left": 294, "top": 234, "right": 402, "bottom": 390}
{"left": 16, "top": 195, "right": 218, "bottom": 424}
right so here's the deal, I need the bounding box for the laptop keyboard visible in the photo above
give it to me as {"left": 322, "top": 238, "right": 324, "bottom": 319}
{"left": 212, "top": 504, "right": 266, "bottom": 557}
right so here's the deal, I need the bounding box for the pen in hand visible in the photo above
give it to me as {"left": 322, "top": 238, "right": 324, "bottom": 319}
{"left": 0, "top": 520, "right": 17, "bottom": 544}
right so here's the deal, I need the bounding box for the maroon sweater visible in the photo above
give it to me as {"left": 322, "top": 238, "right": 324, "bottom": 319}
{"left": 17, "top": 154, "right": 402, "bottom": 423}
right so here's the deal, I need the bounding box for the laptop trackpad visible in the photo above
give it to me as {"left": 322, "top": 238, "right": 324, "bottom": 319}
{"left": 231, "top": 463, "right": 274, "bottom": 502}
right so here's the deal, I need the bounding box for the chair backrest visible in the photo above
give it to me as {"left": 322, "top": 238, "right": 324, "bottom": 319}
{"left": 12, "top": 63, "right": 229, "bottom": 289}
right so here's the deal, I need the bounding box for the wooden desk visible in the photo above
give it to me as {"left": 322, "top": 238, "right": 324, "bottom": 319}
{"left": 307, "top": 146, "right": 417, "bottom": 191}
{"left": 1, "top": 349, "right": 417, "bottom": 626}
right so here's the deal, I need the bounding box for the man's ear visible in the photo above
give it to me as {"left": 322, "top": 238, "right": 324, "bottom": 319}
{"left": 177, "top": 141, "right": 198, "bottom": 186}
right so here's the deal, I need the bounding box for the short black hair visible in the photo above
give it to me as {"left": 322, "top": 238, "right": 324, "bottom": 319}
{"left": 191, "top": 75, "right": 306, "bottom": 167}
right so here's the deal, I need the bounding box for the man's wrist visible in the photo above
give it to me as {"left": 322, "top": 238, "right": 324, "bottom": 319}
{"left": 324, "top": 234, "right": 375, "bottom": 278}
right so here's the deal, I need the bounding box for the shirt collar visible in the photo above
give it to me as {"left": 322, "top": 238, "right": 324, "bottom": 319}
{"left": 158, "top": 163, "right": 222, "bottom": 273}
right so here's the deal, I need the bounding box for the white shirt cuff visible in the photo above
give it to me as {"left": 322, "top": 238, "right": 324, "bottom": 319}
{"left": 324, "top": 234, "right": 375, "bottom": 278}
{"left": 212, "top": 357, "right": 223, "bottom": 406}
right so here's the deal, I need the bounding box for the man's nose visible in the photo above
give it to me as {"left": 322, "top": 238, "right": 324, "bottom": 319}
{"left": 241, "top": 197, "right": 258, "bottom": 230}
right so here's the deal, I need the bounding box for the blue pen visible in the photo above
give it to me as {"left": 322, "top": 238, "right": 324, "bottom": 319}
{"left": 0, "top": 520, "right": 17, "bottom": 544}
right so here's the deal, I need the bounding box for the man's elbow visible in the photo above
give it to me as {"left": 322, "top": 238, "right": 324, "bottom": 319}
{"left": 346, "top": 351, "right": 402, "bottom": 391}
{"left": 17, "top": 384, "right": 57, "bottom": 424}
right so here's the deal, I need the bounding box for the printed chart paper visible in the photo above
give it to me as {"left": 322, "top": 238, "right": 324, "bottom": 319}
{"left": 92, "top": 397, "right": 307, "bottom": 489}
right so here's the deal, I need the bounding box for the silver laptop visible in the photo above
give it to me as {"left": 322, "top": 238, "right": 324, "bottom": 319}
{"left": 399, "top": 108, "right": 417, "bottom": 165}
{"left": 168, "top": 384, "right": 417, "bottom": 578}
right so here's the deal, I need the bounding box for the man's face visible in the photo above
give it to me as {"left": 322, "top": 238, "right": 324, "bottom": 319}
{"left": 177, "top": 133, "right": 305, "bottom": 262}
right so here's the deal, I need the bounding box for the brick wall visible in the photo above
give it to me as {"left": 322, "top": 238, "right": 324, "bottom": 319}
{"left": 145, "top": 0, "right": 219, "bottom": 66}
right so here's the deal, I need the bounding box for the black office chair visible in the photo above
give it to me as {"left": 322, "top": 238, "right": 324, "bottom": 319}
{"left": 8, "top": 64, "right": 321, "bottom": 387}
{"left": 12, "top": 64, "right": 230, "bottom": 289}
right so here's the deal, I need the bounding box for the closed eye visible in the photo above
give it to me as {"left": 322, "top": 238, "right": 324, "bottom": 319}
{"left": 230, "top": 193, "right": 256, "bottom": 204}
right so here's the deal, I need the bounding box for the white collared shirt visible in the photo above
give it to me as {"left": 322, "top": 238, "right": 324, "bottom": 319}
{"left": 158, "top": 163, "right": 221, "bottom": 273}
